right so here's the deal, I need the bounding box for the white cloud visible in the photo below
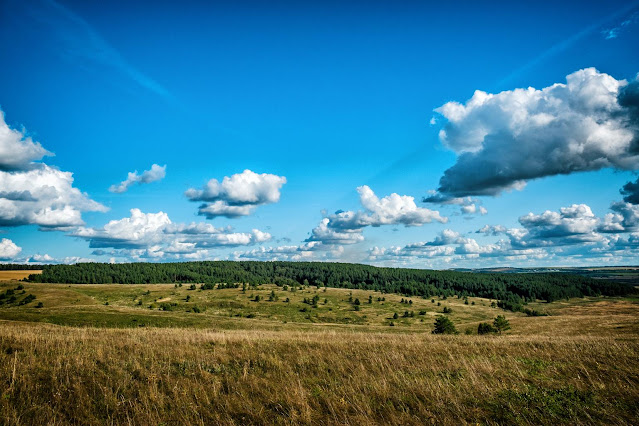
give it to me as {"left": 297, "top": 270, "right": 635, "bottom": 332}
{"left": 306, "top": 217, "right": 365, "bottom": 245}
{"left": 109, "top": 164, "right": 166, "bottom": 193}
{"left": 0, "top": 107, "right": 106, "bottom": 229}
{"left": 477, "top": 200, "right": 639, "bottom": 254}
{"left": 305, "top": 186, "right": 446, "bottom": 248}
{"left": 423, "top": 191, "right": 487, "bottom": 215}
{"left": 72, "top": 208, "right": 271, "bottom": 260}
{"left": 237, "top": 186, "right": 446, "bottom": 262}
{"left": 0, "top": 110, "right": 52, "bottom": 171}
{"left": 433, "top": 68, "right": 639, "bottom": 197}
{"left": 0, "top": 164, "right": 108, "bottom": 228}
{"left": 233, "top": 242, "right": 344, "bottom": 262}
{"left": 0, "top": 238, "right": 21, "bottom": 260}
{"left": 427, "top": 229, "right": 464, "bottom": 245}
{"left": 369, "top": 198, "right": 639, "bottom": 267}
{"left": 196, "top": 202, "right": 256, "bottom": 219}
{"left": 609, "top": 201, "right": 639, "bottom": 230}
{"left": 186, "top": 169, "right": 286, "bottom": 219}
{"left": 357, "top": 185, "right": 447, "bottom": 226}
{"left": 27, "top": 253, "right": 54, "bottom": 262}
{"left": 22, "top": 253, "right": 95, "bottom": 264}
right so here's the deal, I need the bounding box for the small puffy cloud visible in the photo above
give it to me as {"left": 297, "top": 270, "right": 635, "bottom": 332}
{"left": 477, "top": 224, "right": 509, "bottom": 236}
{"left": 72, "top": 208, "right": 271, "bottom": 260}
{"left": 426, "top": 229, "right": 464, "bottom": 246}
{"left": 305, "top": 186, "right": 446, "bottom": 247}
{"left": 357, "top": 185, "right": 447, "bottom": 226}
{"left": 196, "top": 202, "right": 256, "bottom": 219}
{"left": 0, "top": 238, "right": 21, "bottom": 260}
{"left": 423, "top": 191, "right": 487, "bottom": 215}
{"left": 186, "top": 169, "right": 286, "bottom": 219}
{"left": 609, "top": 201, "right": 639, "bottom": 230}
{"left": 27, "top": 253, "right": 54, "bottom": 263}
{"left": 620, "top": 177, "right": 639, "bottom": 204}
{"left": 307, "top": 217, "right": 365, "bottom": 245}
{"left": 0, "top": 110, "right": 51, "bottom": 171}
{"left": 433, "top": 68, "right": 639, "bottom": 198}
{"left": 109, "top": 164, "right": 166, "bottom": 193}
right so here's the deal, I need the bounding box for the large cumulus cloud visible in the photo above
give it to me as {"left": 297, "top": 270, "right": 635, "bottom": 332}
{"left": 186, "top": 169, "right": 286, "bottom": 218}
{"left": 0, "top": 166, "right": 107, "bottom": 228}
{"left": 0, "top": 108, "right": 106, "bottom": 228}
{"left": 433, "top": 68, "right": 639, "bottom": 198}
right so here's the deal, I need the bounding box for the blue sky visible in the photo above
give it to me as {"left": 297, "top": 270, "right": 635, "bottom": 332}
{"left": 1, "top": 0, "right": 639, "bottom": 268}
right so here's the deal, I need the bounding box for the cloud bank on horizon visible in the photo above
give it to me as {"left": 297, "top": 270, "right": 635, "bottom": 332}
{"left": 1, "top": 66, "right": 639, "bottom": 267}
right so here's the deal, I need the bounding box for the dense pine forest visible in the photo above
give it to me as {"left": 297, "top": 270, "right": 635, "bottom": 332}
{"left": 0, "top": 264, "right": 45, "bottom": 270}
{"left": 25, "top": 261, "right": 634, "bottom": 311}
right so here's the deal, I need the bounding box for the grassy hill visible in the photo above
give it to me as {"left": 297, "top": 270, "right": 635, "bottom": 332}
{"left": 0, "top": 274, "right": 638, "bottom": 424}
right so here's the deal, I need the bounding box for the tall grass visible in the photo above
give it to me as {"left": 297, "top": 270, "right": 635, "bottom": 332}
{"left": 1, "top": 321, "right": 638, "bottom": 425}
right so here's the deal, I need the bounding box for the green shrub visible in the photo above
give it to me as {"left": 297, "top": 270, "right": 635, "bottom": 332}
{"left": 19, "top": 294, "right": 36, "bottom": 305}
{"left": 478, "top": 322, "right": 497, "bottom": 335}
{"left": 432, "top": 315, "right": 458, "bottom": 334}
{"left": 493, "top": 315, "right": 511, "bottom": 334}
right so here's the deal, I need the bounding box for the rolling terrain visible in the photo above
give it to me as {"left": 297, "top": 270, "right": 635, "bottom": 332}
{"left": 0, "top": 269, "right": 638, "bottom": 424}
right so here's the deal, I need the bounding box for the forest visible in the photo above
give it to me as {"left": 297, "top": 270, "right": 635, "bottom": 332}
{"left": 24, "top": 261, "right": 635, "bottom": 311}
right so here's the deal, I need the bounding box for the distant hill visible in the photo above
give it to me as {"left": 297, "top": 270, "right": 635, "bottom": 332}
{"left": 26, "top": 261, "right": 636, "bottom": 312}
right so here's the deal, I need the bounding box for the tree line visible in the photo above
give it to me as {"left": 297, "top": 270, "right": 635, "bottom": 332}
{"left": 26, "top": 261, "right": 635, "bottom": 311}
{"left": 0, "top": 264, "right": 44, "bottom": 270}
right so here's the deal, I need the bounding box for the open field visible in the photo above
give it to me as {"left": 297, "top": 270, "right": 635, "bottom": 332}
{"left": 0, "top": 271, "right": 41, "bottom": 282}
{"left": 0, "top": 277, "right": 638, "bottom": 424}
{"left": 0, "top": 281, "right": 529, "bottom": 331}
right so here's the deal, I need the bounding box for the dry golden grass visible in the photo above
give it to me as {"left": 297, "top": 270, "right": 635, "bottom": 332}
{"left": 0, "top": 280, "right": 638, "bottom": 424}
{"left": 0, "top": 271, "right": 40, "bottom": 282}
{"left": 1, "top": 307, "right": 639, "bottom": 424}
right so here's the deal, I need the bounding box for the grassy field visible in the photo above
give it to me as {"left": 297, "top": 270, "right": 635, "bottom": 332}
{"left": 0, "top": 277, "right": 638, "bottom": 424}
{"left": 0, "top": 280, "right": 528, "bottom": 331}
